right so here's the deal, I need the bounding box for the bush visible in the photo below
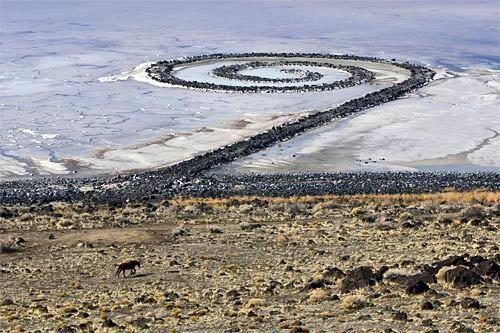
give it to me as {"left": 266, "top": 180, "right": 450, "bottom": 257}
{"left": 0, "top": 243, "right": 17, "bottom": 254}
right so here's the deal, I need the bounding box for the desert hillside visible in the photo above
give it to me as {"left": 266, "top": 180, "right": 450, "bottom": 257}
{"left": 1, "top": 191, "right": 498, "bottom": 332}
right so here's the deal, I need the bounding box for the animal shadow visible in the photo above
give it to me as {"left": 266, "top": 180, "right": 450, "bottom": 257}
{"left": 128, "top": 272, "right": 154, "bottom": 279}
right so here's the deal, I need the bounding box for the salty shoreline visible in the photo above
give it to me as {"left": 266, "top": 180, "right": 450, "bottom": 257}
{"left": 3, "top": 56, "right": 498, "bottom": 179}
{"left": 1, "top": 56, "right": 498, "bottom": 206}
{"left": 0, "top": 53, "right": 413, "bottom": 179}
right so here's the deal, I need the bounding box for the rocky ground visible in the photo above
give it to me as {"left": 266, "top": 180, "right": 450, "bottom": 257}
{"left": 0, "top": 191, "right": 499, "bottom": 332}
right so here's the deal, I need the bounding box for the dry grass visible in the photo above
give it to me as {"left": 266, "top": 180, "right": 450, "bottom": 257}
{"left": 308, "top": 289, "right": 328, "bottom": 303}
{"left": 0, "top": 190, "right": 498, "bottom": 232}
{"left": 176, "top": 190, "right": 500, "bottom": 206}
{"left": 340, "top": 294, "right": 368, "bottom": 310}
{"left": 243, "top": 298, "right": 265, "bottom": 310}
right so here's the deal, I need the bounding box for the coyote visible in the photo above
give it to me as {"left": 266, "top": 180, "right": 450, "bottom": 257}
{"left": 115, "top": 260, "right": 140, "bottom": 277}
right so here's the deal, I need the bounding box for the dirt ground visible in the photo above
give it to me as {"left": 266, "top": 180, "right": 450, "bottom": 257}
{"left": 0, "top": 191, "right": 499, "bottom": 332}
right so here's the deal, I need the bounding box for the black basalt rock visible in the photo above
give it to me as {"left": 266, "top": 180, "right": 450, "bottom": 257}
{"left": 341, "top": 266, "right": 377, "bottom": 293}
{"left": 460, "top": 297, "right": 481, "bottom": 309}
{"left": 471, "top": 259, "right": 499, "bottom": 280}
{"left": 443, "top": 267, "right": 482, "bottom": 288}
{"left": 406, "top": 280, "right": 430, "bottom": 295}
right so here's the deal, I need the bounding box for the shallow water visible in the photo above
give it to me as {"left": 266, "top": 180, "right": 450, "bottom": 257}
{"left": 174, "top": 61, "right": 351, "bottom": 87}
